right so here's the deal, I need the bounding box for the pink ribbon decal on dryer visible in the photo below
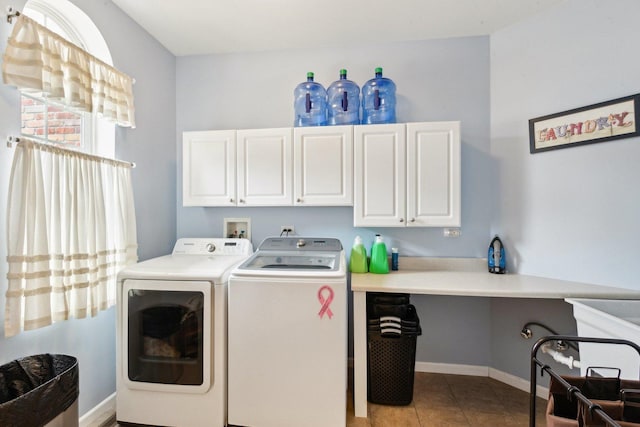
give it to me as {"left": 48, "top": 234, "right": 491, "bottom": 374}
{"left": 317, "top": 285, "right": 334, "bottom": 319}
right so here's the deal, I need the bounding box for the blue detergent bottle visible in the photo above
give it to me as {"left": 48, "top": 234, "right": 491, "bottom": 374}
{"left": 294, "top": 72, "right": 327, "bottom": 127}
{"left": 327, "top": 69, "right": 360, "bottom": 125}
{"left": 362, "top": 67, "right": 396, "bottom": 124}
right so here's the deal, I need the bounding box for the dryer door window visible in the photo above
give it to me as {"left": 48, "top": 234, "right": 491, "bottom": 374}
{"left": 127, "top": 289, "right": 205, "bottom": 386}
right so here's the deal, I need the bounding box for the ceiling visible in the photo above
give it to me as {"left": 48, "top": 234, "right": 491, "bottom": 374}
{"left": 111, "top": 0, "right": 565, "bottom": 57}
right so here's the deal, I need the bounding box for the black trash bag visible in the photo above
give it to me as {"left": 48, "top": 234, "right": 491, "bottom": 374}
{"left": 0, "top": 354, "right": 78, "bottom": 427}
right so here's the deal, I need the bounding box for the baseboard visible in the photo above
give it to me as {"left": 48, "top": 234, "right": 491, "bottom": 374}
{"left": 489, "top": 367, "right": 549, "bottom": 400}
{"left": 414, "top": 361, "right": 549, "bottom": 400}
{"left": 79, "top": 392, "right": 116, "bottom": 427}
{"left": 415, "top": 361, "right": 489, "bottom": 377}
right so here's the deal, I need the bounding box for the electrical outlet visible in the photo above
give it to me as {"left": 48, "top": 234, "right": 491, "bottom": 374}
{"left": 280, "top": 225, "right": 294, "bottom": 235}
{"left": 444, "top": 228, "right": 461, "bottom": 237}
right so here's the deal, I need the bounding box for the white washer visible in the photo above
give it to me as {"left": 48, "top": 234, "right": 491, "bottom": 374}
{"left": 116, "top": 238, "right": 253, "bottom": 427}
{"left": 228, "top": 237, "right": 347, "bottom": 427}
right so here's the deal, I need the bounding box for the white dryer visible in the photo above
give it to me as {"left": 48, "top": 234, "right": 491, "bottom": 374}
{"left": 116, "top": 238, "right": 253, "bottom": 427}
{"left": 228, "top": 237, "right": 347, "bottom": 427}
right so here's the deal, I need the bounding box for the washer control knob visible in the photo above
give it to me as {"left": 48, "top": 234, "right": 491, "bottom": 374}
{"left": 296, "top": 239, "right": 306, "bottom": 248}
{"left": 206, "top": 243, "right": 216, "bottom": 253}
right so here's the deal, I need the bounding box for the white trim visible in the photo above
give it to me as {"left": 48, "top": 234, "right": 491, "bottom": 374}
{"left": 79, "top": 392, "right": 116, "bottom": 427}
{"left": 415, "top": 361, "right": 489, "bottom": 377}
{"left": 414, "top": 362, "right": 549, "bottom": 400}
{"left": 488, "top": 367, "right": 549, "bottom": 400}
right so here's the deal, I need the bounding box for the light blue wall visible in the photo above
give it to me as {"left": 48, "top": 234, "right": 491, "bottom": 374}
{"left": 176, "top": 0, "right": 640, "bottom": 383}
{"left": 2, "top": 0, "right": 638, "bottom": 417}
{"left": 175, "top": 37, "right": 496, "bottom": 366}
{"left": 0, "top": 0, "right": 176, "bottom": 416}
{"left": 489, "top": 0, "right": 640, "bottom": 381}
{"left": 491, "top": 0, "right": 640, "bottom": 289}
{"left": 176, "top": 37, "right": 492, "bottom": 258}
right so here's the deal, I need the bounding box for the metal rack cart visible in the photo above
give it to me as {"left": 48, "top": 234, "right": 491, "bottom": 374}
{"left": 530, "top": 335, "right": 640, "bottom": 427}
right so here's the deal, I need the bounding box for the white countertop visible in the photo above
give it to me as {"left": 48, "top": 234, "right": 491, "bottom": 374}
{"left": 350, "top": 257, "right": 640, "bottom": 299}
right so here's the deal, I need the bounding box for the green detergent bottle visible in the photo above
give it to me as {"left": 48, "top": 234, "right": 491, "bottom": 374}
{"left": 349, "top": 236, "right": 368, "bottom": 273}
{"left": 369, "top": 234, "right": 389, "bottom": 274}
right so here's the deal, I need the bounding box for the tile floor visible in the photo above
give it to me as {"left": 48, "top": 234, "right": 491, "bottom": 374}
{"left": 347, "top": 372, "right": 548, "bottom": 427}
{"left": 111, "top": 373, "right": 548, "bottom": 426}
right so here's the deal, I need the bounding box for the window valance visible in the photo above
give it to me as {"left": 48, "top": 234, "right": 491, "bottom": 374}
{"left": 2, "top": 13, "right": 136, "bottom": 128}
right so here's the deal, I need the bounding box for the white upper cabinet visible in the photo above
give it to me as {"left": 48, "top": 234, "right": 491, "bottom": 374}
{"left": 406, "top": 122, "right": 461, "bottom": 227}
{"left": 354, "top": 121, "right": 461, "bottom": 227}
{"left": 293, "top": 126, "right": 353, "bottom": 206}
{"left": 237, "top": 128, "right": 293, "bottom": 206}
{"left": 183, "top": 128, "right": 292, "bottom": 207}
{"left": 184, "top": 122, "right": 459, "bottom": 217}
{"left": 183, "top": 130, "right": 236, "bottom": 207}
{"left": 354, "top": 124, "right": 406, "bottom": 226}
{"left": 183, "top": 126, "right": 351, "bottom": 207}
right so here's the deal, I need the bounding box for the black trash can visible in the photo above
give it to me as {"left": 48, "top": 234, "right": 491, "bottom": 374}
{"left": 0, "top": 354, "right": 79, "bottom": 427}
{"left": 367, "top": 293, "right": 422, "bottom": 405}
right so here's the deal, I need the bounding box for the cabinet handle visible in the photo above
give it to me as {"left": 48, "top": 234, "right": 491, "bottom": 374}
{"left": 410, "top": 218, "right": 416, "bottom": 223}
{"left": 230, "top": 198, "right": 234, "bottom": 203}
{"left": 297, "top": 198, "right": 302, "bottom": 203}
{"left": 239, "top": 199, "right": 245, "bottom": 204}
{"left": 399, "top": 218, "right": 404, "bottom": 223}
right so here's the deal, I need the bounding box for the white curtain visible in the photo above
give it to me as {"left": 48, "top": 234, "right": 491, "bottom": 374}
{"left": 5, "top": 138, "right": 138, "bottom": 337}
{"left": 2, "top": 14, "right": 135, "bottom": 128}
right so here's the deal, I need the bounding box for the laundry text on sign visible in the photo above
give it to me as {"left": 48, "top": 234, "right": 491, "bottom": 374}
{"left": 537, "top": 111, "right": 633, "bottom": 142}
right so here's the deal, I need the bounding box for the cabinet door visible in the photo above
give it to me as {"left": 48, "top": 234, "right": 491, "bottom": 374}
{"left": 182, "top": 130, "right": 236, "bottom": 206}
{"left": 406, "top": 121, "right": 461, "bottom": 227}
{"left": 353, "top": 124, "right": 406, "bottom": 227}
{"left": 237, "top": 128, "right": 293, "bottom": 206}
{"left": 293, "top": 126, "right": 353, "bottom": 206}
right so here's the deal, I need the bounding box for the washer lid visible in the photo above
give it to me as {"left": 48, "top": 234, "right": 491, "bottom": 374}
{"left": 239, "top": 251, "right": 341, "bottom": 271}
{"left": 232, "top": 237, "right": 346, "bottom": 278}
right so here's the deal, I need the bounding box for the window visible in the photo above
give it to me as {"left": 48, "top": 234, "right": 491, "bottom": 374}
{"left": 21, "top": 93, "right": 84, "bottom": 147}
{"left": 4, "top": 0, "right": 137, "bottom": 337}
{"left": 21, "top": 0, "right": 115, "bottom": 157}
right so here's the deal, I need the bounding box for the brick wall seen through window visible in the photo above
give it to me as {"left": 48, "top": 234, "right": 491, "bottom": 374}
{"left": 21, "top": 94, "right": 82, "bottom": 147}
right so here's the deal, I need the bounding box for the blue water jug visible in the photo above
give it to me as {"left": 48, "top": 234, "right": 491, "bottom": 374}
{"left": 362, "top": 67, "right": 396, "bottom": 124}
{"left": 294, "top": 72, "right": 327, "bottom": 127}
{"left": 327, "top": 69, "right": 360, "bottom": 125}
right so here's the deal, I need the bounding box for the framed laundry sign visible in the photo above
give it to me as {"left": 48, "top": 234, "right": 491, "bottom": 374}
{"left": 528, "top": 94, "right": 640, "bottom": 153}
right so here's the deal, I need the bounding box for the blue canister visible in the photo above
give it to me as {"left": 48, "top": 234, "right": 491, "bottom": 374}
{"left": 391, "top": 247, "right": 399, "bottom": 271}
